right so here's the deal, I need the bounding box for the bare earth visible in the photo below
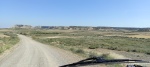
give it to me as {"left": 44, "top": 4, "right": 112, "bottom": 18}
{"left": 0, "top": 34, "right": 9, "bottom": 38}
{"left": 0, "top": 35, "right": 83, "bottom": 67}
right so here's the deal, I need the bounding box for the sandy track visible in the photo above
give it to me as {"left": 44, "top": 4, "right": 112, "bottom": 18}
{"left": 0, "top": 35, "right": 83, "bottom": 67}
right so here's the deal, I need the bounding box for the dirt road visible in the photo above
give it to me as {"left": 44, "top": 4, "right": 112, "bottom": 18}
{"left": 0, "top": 35, "right": 82, "bottom": 67}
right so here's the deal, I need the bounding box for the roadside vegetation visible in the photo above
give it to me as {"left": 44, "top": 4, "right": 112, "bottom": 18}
{"left": 18, "top": 29, "right": 150, "bottom": 67}
{"left": 26, "top": 30, "right": 150, "bottom": 55}
{"left": 0, "top": 31, "right": 19, "bottom": 54}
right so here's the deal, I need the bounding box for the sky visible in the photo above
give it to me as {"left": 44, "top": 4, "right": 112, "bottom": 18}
{"left": 0, "top": 0, "right": 150, "bottom": 28}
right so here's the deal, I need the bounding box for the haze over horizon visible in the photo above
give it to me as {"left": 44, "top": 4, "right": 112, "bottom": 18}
{"left": 1, "top": 0, "right": 150, "bottom": 28}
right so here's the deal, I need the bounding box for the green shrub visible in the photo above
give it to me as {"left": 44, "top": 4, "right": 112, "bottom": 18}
{"left": 70, "top": 48, "right": 75, "bottom": 52}
{"left": 101, "top": 54, "right": 112, "bottom": 59}
{"left": 88, "top": 45, "right": 99, "bottom": 49}
{"left": 131, "top": 49, "right": 137, "bottom": 52}
{"left": 146, "top": 51, "right": 150, "bottom": 55}
{"left": 108, "top": 46, "right": 117, "bottom": 50}
{"left": 75, "top": 49, "right": 84, "bottom": 54}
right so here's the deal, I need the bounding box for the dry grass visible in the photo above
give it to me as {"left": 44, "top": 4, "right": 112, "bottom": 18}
{"left": 44, "top": 30, "right": 76, "bottom": 33}
{"left": 102, "top": 32, "right": 150, "bottom": 39}
{"left": 0, "top": 42, "right": 4, "bottom": 46}
{"left": 127, "top": 34, "right": 150, "bottom": 39}
{"left": 0, "top": 29, "right": 12, "bottom": 38}
{"left": 46, "top": 36, "right": 83, "bottom": 39}
{"left": 0, "top": 29, "right": 11, "bottom": 32}
{"left": 0, "top": 32, "right": 19, "bottom": 54}
{"left": 0, "top": 33, "right": 9, "bottom": 38}
{"left": 84, "top": 48, "right": 128, "bottom": 59}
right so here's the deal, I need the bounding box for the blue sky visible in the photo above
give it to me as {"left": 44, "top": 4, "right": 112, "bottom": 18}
{"left": 0, "top": 0, "right": 150, "bottom": 28}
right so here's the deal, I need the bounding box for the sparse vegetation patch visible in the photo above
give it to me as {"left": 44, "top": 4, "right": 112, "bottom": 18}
{"left": 25, "top": 30, "right": 150, "bottom": 56}
{"left": 0, "top": 32, "right": 19, "bottom": 54}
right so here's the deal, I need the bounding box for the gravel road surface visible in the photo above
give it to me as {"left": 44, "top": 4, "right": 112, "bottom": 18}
{"left": 0, "top": 35, "right": 83, "bottom": 67}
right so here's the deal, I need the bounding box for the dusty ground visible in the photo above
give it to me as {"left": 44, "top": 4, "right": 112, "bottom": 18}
{"left": 0, "top": 35, "right": 84, "bottom": 67}
{"left": 0, "top": 33, "right": 9, "bottom": 38}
